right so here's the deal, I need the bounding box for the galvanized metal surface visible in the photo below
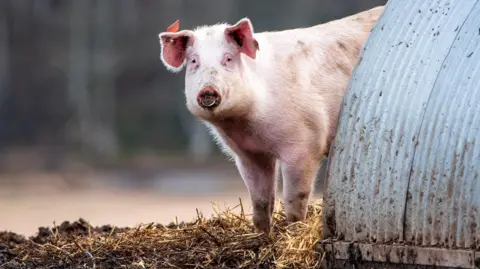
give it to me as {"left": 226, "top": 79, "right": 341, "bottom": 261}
{"left": 405, "top": 1, "right": 480, "bottom": 249}
{"left": 323, "top": 0, "right": 480, "bottom": 250}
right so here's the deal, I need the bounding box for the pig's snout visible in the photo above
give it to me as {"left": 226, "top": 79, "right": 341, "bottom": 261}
{"left": 197, "top": 86, "right": 222, "bottom": 109}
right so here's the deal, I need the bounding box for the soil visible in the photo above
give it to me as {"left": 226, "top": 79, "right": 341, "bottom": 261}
{"left": 0, "top": 219, "right": 121, "bottom": 266}
{"left": 0, "top": 218, "right": 185, "bottom": 268}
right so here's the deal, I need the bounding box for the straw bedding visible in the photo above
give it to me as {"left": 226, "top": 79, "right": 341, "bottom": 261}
{"left": 0, "top": 199, "right": 324, "bottom": 269}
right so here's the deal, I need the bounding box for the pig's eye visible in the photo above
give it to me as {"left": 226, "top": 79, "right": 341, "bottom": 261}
{"left": 187, "top": 55, "right": 200, "bottom": 72}
{"left": 191, "top": 56, "right": 198, "bottom": 64}
{"left": 190, "top": 56, "right": 197, "bottom": 64}
{"left": 189, "top": 55, "right": 199, "bottom": 64}
{"left": 188, "top": 55, "right": 199, "bottom": 71}
{"left": 222, "top": 53, "right": 234, "bottom": 67}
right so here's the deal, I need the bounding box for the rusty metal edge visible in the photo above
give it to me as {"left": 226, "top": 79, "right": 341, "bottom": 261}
{"left": 320, "top": 241, "right": 476, "bottom": 269}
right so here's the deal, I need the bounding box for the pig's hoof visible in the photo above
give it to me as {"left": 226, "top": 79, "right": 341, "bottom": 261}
{"left": 286, "top": 213, "right": 305, "bottom": 223}
{"left": 253, "top": 217, "right": 271, "bottom": 234}
{"left": 197, "top": 86, "right": 221, "bottom": 109}
{"left": 254, "top": 225, "right": 270, "bottom": 234}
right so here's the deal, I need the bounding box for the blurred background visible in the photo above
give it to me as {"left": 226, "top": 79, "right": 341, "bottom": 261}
{"left": 0, "top": 0, "right": 386, "bottom": 236}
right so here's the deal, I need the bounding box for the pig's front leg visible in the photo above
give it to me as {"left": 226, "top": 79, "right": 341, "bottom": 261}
{"left": 235, "top": 152, "right": 278, "bottom": 233}
{"left": 280, "top": 154, "right": 321, "bottom": 222}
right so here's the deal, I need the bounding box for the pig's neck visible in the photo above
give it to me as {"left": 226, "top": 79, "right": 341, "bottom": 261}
{"left": 210, "top": 112, "right": 268, "bottom": 155}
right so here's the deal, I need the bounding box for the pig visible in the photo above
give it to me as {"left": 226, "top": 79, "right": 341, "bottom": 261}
{"left": 158, "top": 6, "right": 384, "bottom": 233}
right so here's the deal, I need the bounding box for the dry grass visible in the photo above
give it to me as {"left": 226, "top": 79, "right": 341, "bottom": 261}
{"left": 0, "top": 199, "right": 324, "bottom": 269}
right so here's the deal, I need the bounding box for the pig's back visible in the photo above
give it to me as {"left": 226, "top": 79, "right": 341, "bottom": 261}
{"left": 258, "top": 5, "right": 384, "bottom": 68}
{"left": 250, "top": 6, "right": 384, "bottom": 154}
{"left": 256, "top": 5, "right": 384, "bottom": 101}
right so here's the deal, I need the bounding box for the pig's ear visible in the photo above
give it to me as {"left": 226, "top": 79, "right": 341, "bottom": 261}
{"left": 158, "top": 29, "right": 195, "bottom": 72}
{"left": 225, "top": 18, "right": 259, "bottom": 59}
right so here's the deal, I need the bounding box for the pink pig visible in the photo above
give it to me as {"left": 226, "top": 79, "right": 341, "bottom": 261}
{"left": 158, "top": 6, "right": 384, "bottom": 232}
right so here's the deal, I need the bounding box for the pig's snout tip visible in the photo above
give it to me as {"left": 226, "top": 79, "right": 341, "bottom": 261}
{"left": 197, "top": 86, "right": 221, "bottom": 109}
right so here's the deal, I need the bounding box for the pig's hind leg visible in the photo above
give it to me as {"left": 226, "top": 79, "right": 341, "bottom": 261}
{"left": 235, "top": 152, "right": 278, "bottom": 233}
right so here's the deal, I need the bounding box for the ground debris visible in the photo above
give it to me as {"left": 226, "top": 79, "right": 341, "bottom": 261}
{"left": 0, "top": 199, "right": 323, "bottom": 269}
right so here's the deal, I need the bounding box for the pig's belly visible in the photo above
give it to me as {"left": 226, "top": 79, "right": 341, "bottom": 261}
{"left": 229, "top": 132, "right": 272, "bottom": 154}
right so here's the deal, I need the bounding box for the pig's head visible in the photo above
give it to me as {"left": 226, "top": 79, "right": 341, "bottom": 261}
{"left": 158, "top": 18, "right": 259, "bottom": 121}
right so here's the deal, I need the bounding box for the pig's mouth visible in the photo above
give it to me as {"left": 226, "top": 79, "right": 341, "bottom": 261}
{"left": 197, "top": 86, "right": 222, "bottom": 110}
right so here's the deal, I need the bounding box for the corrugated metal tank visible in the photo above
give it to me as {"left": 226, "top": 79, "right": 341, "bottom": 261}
{"left": 322, "top": 0, "right": 480, "bottom": 267}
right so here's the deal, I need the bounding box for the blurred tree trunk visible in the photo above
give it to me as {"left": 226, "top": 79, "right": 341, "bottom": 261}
{"left": 67, "top": 0, "right": 119, "bottom": 159}
{"left": 91, "top": 0, "right": 119, "bottom": 157}
{"left": 0, "top": 0, "right": 10, "bottom": 109}
{"left": 67, "top": 0, "right": 93, "bottom": 155}
{"left": 119, "top": 0, "right": 138, "bottom": 37}
{"left": 9, "top": 0, "right": 38, "bottom": 144}
{"left": 32, "top": 0, "right": 53, "bottom": 22}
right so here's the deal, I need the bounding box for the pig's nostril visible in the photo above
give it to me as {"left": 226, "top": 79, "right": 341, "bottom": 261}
{"left": 197, "top": 87, "right": 221, "bottom": 109}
